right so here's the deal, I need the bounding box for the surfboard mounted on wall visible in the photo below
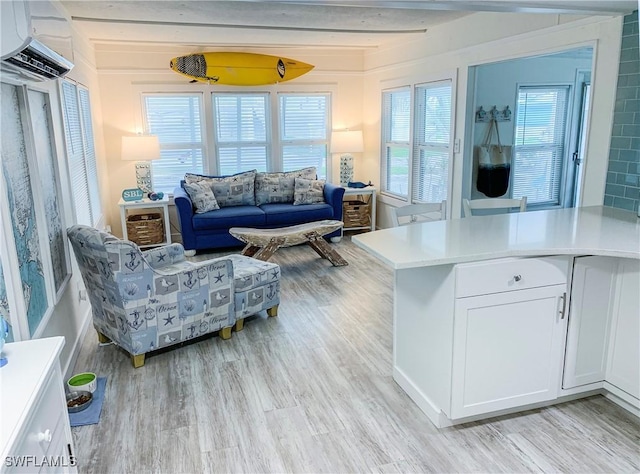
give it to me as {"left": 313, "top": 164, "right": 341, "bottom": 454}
{"left": 169, "top": 52, "right": 314, "bottom": 86}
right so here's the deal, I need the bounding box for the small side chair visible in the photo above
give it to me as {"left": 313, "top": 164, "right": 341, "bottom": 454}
{"left": 462, "top": 197, "right": 527, "bottom": 218}
{"left": 392, "top": 201, "right": 446, "bottom": 227}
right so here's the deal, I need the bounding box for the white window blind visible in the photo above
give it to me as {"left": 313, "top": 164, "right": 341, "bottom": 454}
{"left": 61, "top": 81, "right": 101, "bottom": 226}
{"left": 78, "top": 88, "right": 101, "bottom": 223}
{"left": 279, "top": 93, "right": 330, "bottom": 179}
{"left": 513, "top": 86, "right": 569, "bottom": 206}
{"left": 143, "top": 94, "right": 204, "bottom": 194}
{"left": 382, "top": 88, "right": 411, "bottom": 198}
{"left": 412, "top": 81, "right": 452, "bottom": 203}
{"left": 213, "top": 93, "right": 268, "bottom": 175}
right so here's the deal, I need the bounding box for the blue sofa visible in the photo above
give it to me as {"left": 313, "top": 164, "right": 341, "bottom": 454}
{"left": 174, "top": 179, "right": 345, "bottom": 252}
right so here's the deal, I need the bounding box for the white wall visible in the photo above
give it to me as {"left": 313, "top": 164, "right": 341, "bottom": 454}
{"left": 362, "top": 12, "right": 623, "bottom": 227}
{"left": 94, "top": 45, "right": 365, "bottom": 238}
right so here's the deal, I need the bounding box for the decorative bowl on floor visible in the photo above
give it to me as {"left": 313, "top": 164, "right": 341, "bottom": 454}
{"left": 66, "top": 390, "right": 93, "bottom": 413}
{"left": 67, "top": 372, "right": 97, "bottom": 393}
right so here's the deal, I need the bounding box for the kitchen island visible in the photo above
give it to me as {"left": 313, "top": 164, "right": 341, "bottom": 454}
{"left": 353, "top": 206, "right": 639, "bottom": 427}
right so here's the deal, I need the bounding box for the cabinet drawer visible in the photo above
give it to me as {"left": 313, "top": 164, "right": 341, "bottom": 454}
{"left": 10, "top": 370, "right": 65, "bottom": 462}
{"left": 455, "top": 256, "right": 568, "bottom": 298}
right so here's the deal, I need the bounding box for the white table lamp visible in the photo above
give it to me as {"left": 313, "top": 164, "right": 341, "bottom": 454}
{"left": 331, "top": 130, "right": 364, "bottom": 187}
{"left": 121, "top": 135, "right": 160, "bottom": 193}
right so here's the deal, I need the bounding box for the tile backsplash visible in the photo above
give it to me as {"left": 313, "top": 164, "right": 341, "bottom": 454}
{"left": 604, "top": 10, "right": 639, "bottom": 214}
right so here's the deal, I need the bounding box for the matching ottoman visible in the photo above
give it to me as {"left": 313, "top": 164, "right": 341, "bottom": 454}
{"left": 228, "top": 254, "right": 281, "bottom": 331}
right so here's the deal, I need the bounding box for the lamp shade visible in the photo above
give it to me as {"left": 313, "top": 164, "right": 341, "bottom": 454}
{"left": 121, "top": 135, "right": 160, "bottom": 161}
{"left": 330, "top": 130, "right": 364, "bottom": 154}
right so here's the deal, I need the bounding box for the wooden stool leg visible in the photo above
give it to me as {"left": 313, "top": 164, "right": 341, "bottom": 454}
{"left": 235, "top": 318, "right": 244, "bottom": 332}
{"left": 97, "top": 332, "right": 111, "bottom": 343}
{"left": 305, "top": 232, "right": 348, "bottom": 267}
{"left": 266, "top": 305, "right": 279, "bottom": 317}
{"left": 131, "top": 354, "right": 145, "bottom": 368}
{"left": 253, "top": 237, "right": 286, "bottom": 262}
{"left": 241, "top": 244, "right": 261, "bottom": 257}
{"left": 220, "top": 326, "right": 232, "bottom": 340}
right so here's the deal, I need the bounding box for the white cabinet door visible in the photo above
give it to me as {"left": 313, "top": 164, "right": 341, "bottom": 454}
{"left": 563, "top": 256, "right": 617, "bottom": 389}
{"left": 606, "top": 259, "right": 640, "bottom": 399}
{"left": 451, "top": 284, "right": 567, "bottom": 419}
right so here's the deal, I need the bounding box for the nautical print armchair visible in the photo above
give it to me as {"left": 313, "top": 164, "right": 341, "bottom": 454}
{"left": 67, "top": 225, "right": 236, "bottom": 367}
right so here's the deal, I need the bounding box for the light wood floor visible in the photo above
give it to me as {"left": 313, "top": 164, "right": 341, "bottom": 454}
{"left": 71, "top": 236, "right": 640, "bottom": 473}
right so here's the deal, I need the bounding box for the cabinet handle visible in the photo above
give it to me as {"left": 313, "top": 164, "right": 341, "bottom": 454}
{"left": 513, "top": 274, "right": 522, "bottom": 282}
{"left": 559, "top": 292, "right": 567, "bottom": 319}
{"left": 38, "top": 429, "right": 52, "bottom": 443}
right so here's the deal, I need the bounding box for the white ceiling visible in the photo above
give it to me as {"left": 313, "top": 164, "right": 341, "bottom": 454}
{"left": 59, "top": 0, "right": 638, "bottom": 50}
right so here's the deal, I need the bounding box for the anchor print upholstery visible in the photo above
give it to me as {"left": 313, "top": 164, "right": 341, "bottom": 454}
{"left": 67, "top": 225, "right": 280, "bottom": 367}
{"left": 67, "top": 225, "right": 234, "bottom": 365}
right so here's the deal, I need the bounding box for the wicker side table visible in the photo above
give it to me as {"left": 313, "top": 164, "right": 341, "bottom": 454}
{"left": 118, "top": 196, "right": 171, "bottom": 247}
{"left": 342, "top": 186, "right": 376, "bottom": 232}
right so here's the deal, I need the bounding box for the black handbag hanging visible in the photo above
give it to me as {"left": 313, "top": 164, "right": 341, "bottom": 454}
{"left": 475, "top": 119, "right": 512, "bottom": 198}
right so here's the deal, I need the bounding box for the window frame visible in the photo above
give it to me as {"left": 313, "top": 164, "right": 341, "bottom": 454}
{"left": 211, "top": 91, "right": 271, "bottom": 175}
{"left": 60, "top": 79, "right": 103, "bottom": 227}
{"left": 141, "top": 92, "right": 207, "bottom": 194}
{"left": 134, "top": 85, "right": 335, "bottom": 190}
{"left": 412, "top": 79, "right": 454, "bottom": 205}
{"left": 381, "top": 86, "right": 412, "bottom": 201}
{"left": 380, "top": 72, "right": 456, "bottom": 215}
{"left": 511, "top": 83, "right": 573, "bottom": 209}
{"left": 278, "top": 92, "right": 331, "bottom": 179}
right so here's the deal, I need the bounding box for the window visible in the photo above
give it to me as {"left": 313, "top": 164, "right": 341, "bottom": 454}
{"left": 513, "top": 86, "right": 570, "bottom": 206}
{"left": 212, "top": 93, "right": 269, "bottom": 175}
{"left": 139, "top": 90, "right": 332, "bottom": 189}
{"left": 61, "top": 81, "right": 102, "bottom": 226}
{"left": 143, "top": 94, "right": 205, "bottom": 194}
{"left": 381, "top": 80, "right": 453, "bottom": 203}
{"left": 279, "top": 93, "right": 330, "bottom": 179}
{"left": 413, "top": 81, "right": 452, "bottom": 203}
{"left": 382, "top": 88, "right": 411, "bottom": 198}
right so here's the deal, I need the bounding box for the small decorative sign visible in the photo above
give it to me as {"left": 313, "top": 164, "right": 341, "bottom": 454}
{"left": 122, "top": 188, "right": 144, "bottom": 202}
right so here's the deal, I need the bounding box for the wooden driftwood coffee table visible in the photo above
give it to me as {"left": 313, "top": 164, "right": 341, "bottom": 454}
{"left": 229, "top": 220, "right": 348, "bottom": 266}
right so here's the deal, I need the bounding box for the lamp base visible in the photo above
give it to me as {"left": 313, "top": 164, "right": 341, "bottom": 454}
{"left": 135, "top": 162, "right": 153, "bottom": 193}
{"left": 339, "top": 154, "right": 354, "bottom": 187}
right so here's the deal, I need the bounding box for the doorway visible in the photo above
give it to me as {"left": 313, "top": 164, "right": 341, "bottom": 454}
{"left": 464, "top": 46, "right": 594, "bottom": 211}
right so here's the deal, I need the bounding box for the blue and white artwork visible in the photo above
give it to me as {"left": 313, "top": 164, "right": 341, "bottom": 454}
{"left": 1, "top": 83, "right": 49, "bottom": 336}
{"left": 0, "top": 261, "right": 13, "bottom": 343}
{"left": 28, "top": 89, "right": 69, "bottom": 295}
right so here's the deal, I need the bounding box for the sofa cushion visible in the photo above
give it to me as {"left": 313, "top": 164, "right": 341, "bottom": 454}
{"left": 183, "top": 181, "right": 220, "bottom": 213}
{"left": 192, "top": 206, "right": 266, "bottom": 231}
{"left": 185, "top": 170, "right": 256, "bottom": 207}
{"left": 293, "top": 178, "right": 325, "bottom": 205}
{"left": 255, "top": 167, "right": 316, "bottom": 205}
{"left": 261, "top": 203, "right": 334, "bottom": 226}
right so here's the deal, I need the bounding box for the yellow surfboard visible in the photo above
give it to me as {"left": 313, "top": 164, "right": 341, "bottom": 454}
{"left": 169, "top": 52, "right": 314, "bottom": 86}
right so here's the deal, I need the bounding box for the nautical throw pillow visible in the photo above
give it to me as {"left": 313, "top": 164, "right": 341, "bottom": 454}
{"left": 255, "top": 167, "right": 316, "bottom": 205}
{"left": 183, "top": 181, "right": 220, "bottom": 213}
{"left": 293, "top": 178, "right": 325, "bottom": 205}
{"left": 185, "top": 170, "right": 256, "bottom": 207}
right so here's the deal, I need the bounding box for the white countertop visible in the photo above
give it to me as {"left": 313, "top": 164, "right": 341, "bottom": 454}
{"left": 353, "top": 206, "right": 640, "bottom": 270}
{"left": 0, "top": 336, "right": 65, "bottom": 460}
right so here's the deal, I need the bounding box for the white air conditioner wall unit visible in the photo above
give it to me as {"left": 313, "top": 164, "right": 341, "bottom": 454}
{"left": 1, "top": 0, "right": 74, "bottom": 82}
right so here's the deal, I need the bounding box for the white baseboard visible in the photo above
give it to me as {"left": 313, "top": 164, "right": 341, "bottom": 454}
{"left": 62, "top": 306, "right": 92, "bottom": 381}
{"left": 603, "top": 382, "right": 640, "bottom": 417}
{"left": 393, "top": 367, "right": 453, "bottom": 428}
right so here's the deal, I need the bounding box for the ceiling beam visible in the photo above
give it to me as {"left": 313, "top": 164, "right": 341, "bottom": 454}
{"left": 70, "top": 16, "right": 428, "bottom": 34}
{"left": 253, "top": 0, "right": 637, "bottom": 15}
